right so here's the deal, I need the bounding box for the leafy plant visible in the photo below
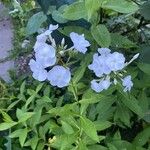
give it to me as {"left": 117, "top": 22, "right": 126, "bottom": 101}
{"left": 0, "top": 0, "right": 150, "bottom": 149}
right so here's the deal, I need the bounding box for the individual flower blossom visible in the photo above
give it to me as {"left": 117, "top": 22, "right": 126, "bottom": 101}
{"left": 32, "top": 69, "right": 48, "bottom": 82}
{"left": 91, "top": 78, "right": 111, "bottom": 93}
{"left": 47, "top": 65, "right": 71, "bottom": 88}
{"left": 44, "top": 24, "right": 59, "bottom": 35}
{"left": 91, "top": 80, "right": 103, "bottom": 93}
{"left": 122, "top": 75, "right": 133, "bottom": 92}
{"left": 106, "top": 52, "right": 125, "bottom": 71}
{"left": 34, "top": 33, "right": 48, "bottom": 51}
{"left": 70, "top": 32, "right": 90, "bottom": 54}
{"left": 29, "top": 59, "right": 48, "bottom": 81}
{"left": 34, "top": 24, "right": 58, "bottom": 50}
{"left": 35, "top": 43, "right": 56, "bottom": 68}
{"left": 88, "top": 53, "right": 111, "bottom": 77}
{"left": 98, "top": 48, "right": 111, "bottom": 56}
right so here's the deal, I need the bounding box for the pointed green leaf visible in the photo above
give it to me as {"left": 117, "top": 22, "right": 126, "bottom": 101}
{"left": 61, "top": 120, "right": 74, "bottom": 134}
{"left": 63, "top": 2, "right": 87, "bottom": 20}
{"left": 80, "top": 116, "right": 99, "bottom": 142}
{"left": 138, "top": 63, "right": 150, "bottom": 75}
{"left": 19, "top": 128, "right": 28, "bottom": 147}
{"left": 0, "top": 122, "right": 17, "bottom": 131}
{"left": 133, "top": 127, "right": 150, "bottom": 146}
{"left": 102, "top": 0, "right": 139, "bottom": 13}
{"left": 16, "top": 109, "right": 34, "bottom": 123}
{"left": 91, "top": 24, "right": 111, "bottom": 47}
{"left": 85, "top": 0, "right": 101, "bottom": 20}
{"left": 26, "top": 12, "right": 47, "bottom": 35}
{"left": 119, "top": 90, "right": 144, "bottom": 117}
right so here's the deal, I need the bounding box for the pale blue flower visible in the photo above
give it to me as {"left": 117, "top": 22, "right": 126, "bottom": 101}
{"left": 35, "top": 43, "right": 56, "bottom": 68}
{"left": 122, "top": 75, "right": 133, "bottom": 92}
{"left": 47, "top": 65, "right": 71, "bottom": 88}
{"left": 29, "top": 59, "right": 48, "bottom": 81}
{"left": 70, "top": 32, "right": 90, "bottom": 54}
{"left": 44, "top": 24, "right": 59, "bottom": 35}
{"left": 91, "top": 80, "right": 103, "bottom": 93}
{"left": 91, "top": 78, "right": 111, "bottom": 93}
{"left": 34, "top": 33, "right": 47, "bottom": 51}
{"left": 106, "top": 52, "right": 125, "bottom": 71}
{"left": 88, "top": 53, "right": 111, "bottom": 77}
{"left": 34, "top": 24, "right": 58, "bottom": 50}
{"left": 98, "top": 48, "right": 111, "bottom": 56}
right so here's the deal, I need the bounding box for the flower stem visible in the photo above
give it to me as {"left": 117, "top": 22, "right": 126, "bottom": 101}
{"left": 71, "top": 80, "right": 78, "bottom": 102}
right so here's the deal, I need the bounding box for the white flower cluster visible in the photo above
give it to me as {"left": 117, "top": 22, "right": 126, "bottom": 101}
{"left": 29, "top": 24, "right": 90, "bottom": 88}
{"left": 89, "top": 48, "right": 139, "bottom": 92}
{"left": 29, "top": 24, "right": 138, "bottom": 92}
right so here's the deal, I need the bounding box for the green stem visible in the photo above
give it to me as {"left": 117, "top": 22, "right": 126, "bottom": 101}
{"left": 71, "top": 80, "right": 78, "bottom": 102}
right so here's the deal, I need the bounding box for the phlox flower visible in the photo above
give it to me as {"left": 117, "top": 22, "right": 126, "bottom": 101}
{"left": 34, "top": 24, "right": 58, "bottom": 51}
{"left": 29, "top": 59, "right": 48, "bottom": 81}
{"left": 98, "top": 48, "right": 111, "bottom": 56}
{"left": 44, "top": 24, "right": 59, "bottom": 35}
{"left": 70, "top": 32, "right": 90, "bottom": 54}
{"left": 122, "top": 75, "right": 133, "bottom": 92}
{"left": 35, "top": 43, "right": 56, "bottom": 68}
{"left": 47, "top": 65, "right": 71, "bottom": 88}
{"left": 106, "top": 52, "right": 125, "bottom": 71}
{"left": 91, "top": 78, "right": 111, "bottom": 93}
{"left": 88, "top": 50, "right": 111, "bottom": 77}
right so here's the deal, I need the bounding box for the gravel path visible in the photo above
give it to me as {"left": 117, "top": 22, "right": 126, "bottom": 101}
{"left": 0, "top": 2, "right": 14, "bottom": 82}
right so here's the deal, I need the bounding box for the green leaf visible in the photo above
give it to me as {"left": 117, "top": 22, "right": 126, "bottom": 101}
{"left": 19, "top": 128, "right": 28, "bottom": 147}
{"left": 0, "top": 122, "right": 17, "bottom": 131}
{"left": 20, "top": 81, "right": 26, "bottom": 95}
{"left": 73, "top": 53, "right": 92, "bottom": 84}
{"left": 24, "top": 135, "right": 39, "bottom": 150}
{"left": 36, "top": 140, "right": 45, "bottom": 150}
{"left": 139, "top": 45, "right": 150, "bottom": 64}
{"left": 16, "top": 109, "right": 34, "bottom": 123}
{"left": 48, "top": 103, "right": 76, "bottom": 116}
{"left": 114, "top": 102, "right": 131, "bottom": 127}
{"left": 36, "top": 83, "right": 44, "bottom": 93}
{"left": 91, "top": 24, "right": 111, "bottom": 47}
{"left": 25, "top": 95, "right": 36, "bottom": 109}
{"left": 94, "top": 121, "right": 112, "bottom": 131}
{"left": 102, "top": 0, "right": 139, "bottom": 14}
{"left": 88, "top": 145, "right": 108, "bottom": 150}
{"left": 140, "top": 1, "right": 150, "bottom": 20}
{"left": 133, "top": 127, "right": 150, "bottom": 146}
{"left": 138, "top": 63, "right": 150, "bottom": 75}
{"left": 111, "top": 33, "right": 136, "bottom": 48}
{"left": 0, "top": 110, "right": 13, "bottom": 123}
{"left": 119, "top": 91, "right": 144, "bottom": 117}
{"left": 107, "top": 143, "right": 118, "bottom": 150}
{"left": 85, "top": 0, "right": 101, "bottom": 20}
{"left": 51, "top": 134, "right": 77, "bottom": 150}
{"left": 80, "top": 116, "right": 99, "bottom": 142}
{"left": 61, "top": 120, "right": 74, "bottom": 134}
{"left": 96, "top": 96, "right": 116, "bottom": 116}
{"left": 78, "top": 140, "right": 88, "bottom": 150}
{"left": 138, "top": 91, "right": 149, "bottom": 112}
{"left": 79, "top": 94, "right": 107, "bottom": 104}
{"left": 63, "top": 2, "right": 87, "bottom": 20}
{"left": 52, "top": 5, "right": 68, "bottom": 23}
{"left": 26, "top": 12, "right": 47, "bottom": 35}
{"left": 29, "top": 109, "right": 42, "bottom": 127}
